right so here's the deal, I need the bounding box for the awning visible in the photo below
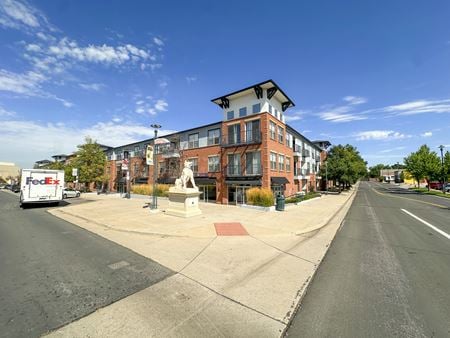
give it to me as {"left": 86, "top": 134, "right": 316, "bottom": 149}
{"left": 195, "top": 177, "right": 216, "bottom": 185}
{"left": 225, "top": 179, "right": 262, "bottom": 185}
{"left": 271, "top": 177, "right": 289, "bottom": 185}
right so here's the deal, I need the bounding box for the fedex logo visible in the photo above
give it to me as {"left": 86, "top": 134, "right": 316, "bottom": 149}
{"left": 26, "top": 177, "right": 60, "bottom": 185}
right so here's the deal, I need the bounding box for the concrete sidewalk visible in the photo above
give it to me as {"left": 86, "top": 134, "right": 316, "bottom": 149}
{"left": 46, "top": 185, "right": 358, "bottom": 337}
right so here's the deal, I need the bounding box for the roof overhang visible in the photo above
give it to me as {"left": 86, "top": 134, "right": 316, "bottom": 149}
{"left": 211, "top": 79, "right": 295, "bottom": 112}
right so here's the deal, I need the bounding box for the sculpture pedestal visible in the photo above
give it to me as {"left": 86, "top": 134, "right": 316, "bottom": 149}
{"left": 165, "top": 188, "right": 202, "bottom": 218}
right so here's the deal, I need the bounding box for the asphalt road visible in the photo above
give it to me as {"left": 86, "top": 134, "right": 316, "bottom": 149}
{"left": 285, "top": 181, "right": 450, "bottom": 337}
{"left": 0, "top": 190, "right": 174, "bottom": 338}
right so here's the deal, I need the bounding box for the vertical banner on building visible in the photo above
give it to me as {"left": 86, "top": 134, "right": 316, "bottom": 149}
{"left": 146, "top": 145, "right": 154, "bottom": 165}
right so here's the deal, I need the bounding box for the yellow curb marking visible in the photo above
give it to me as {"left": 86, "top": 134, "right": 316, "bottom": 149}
{"left": 371, "top": 186, "right": 448, "bottom": 209}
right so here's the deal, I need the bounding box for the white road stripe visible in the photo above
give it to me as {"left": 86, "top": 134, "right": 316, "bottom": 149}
{"left": 401, "top": 209, "right": 450, "bottom": 240}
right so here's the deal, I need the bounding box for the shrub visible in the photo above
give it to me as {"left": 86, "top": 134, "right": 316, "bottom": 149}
{"left": 303, "top": 192, "right": 321, "bottom": 200}
{"left": 246, "top": 187, "right": 274, "bottom": 207}
{"left": 131, "top": 184, "right": 170, "bottom": 197}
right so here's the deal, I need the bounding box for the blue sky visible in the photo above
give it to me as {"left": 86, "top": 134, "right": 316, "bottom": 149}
{"left": 1, "top": 0, "right": 450, "bottom": 169}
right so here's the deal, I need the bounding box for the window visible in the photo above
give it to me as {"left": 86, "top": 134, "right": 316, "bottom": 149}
{"left": 188, "top": 158, "right": 198, "bottom": 175}
{"left": 227, "top": 124, "right": 241, "bottom": 145}
{"left": 270, "top": 152, "right": 277, "bottom": 170}
{"left": 278, "top": 126, "right": 284, "bottom": 143}
{"left": 286, "top": 157, "right": 291, "bottom": 172}
{"left": 116, "top": 153, "right": 122, "bottom": 161}
{"left": 246, "top": 151, "right": 261, "bottom": 175}
{"left": 279, "top": 154, "right": 285, "bottom": 171}
{"left": 269, "top": 105, "right": 273, "bottom": 115}
{"left": 227, "top": 153, "right": 241, "bottom": 176}
{"left": 188, "top": 133, "right": 199, "bottom": 149}
{"left": 245, "top": 119, "right": 260, "bottom": 143}
{"left": 286, "top": 133, "right": 292, "bottom": 147}
{"left": 207, "top": 128, "right": 221, "bottom": 145}
{"left": 252, "top": 103, "right": 260, "bottom": 114}
{"left": 134, "top": 145, "right": 140, "bottom": 153}
{"left": 239, "top": 107, "right": 247, "bottom": 117}
{"left": 269, "top": 121, "right": 276, "bottom": 140}
{"left": 208, "top": 156, "right": 220, "bottom": 172}
{"left": 227, "top": 110, "right": 234, "bottom": 120}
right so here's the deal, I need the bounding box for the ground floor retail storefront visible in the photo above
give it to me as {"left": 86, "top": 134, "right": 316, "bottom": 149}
{"left": 225, "top": 178, "right": 262, "bottom": 205}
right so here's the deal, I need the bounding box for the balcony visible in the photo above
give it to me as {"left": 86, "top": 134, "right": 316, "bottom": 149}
{"left": 302, "top": 149, "right": 310, "bottom": 158}
{"left": 225, "top": 164, "right": 262, "bottom": 177}
{"left": 159, "top": 144, "right": 181, "bottom": 158}
{"left": 222, "top": 131, "right": 262, "bottom": 147}
{"left": 293, "top": 145, "right": 301, "bottom": 158}
{"left": 294, "top": 168, "right": 311, "bottom": 179}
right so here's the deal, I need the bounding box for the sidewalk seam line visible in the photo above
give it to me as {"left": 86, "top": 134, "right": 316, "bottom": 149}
{"left": 178, "top": 272, "right": 288, "bottom": 326}
{"left": 178, "top": 236, "right": 218, "bottom": 273}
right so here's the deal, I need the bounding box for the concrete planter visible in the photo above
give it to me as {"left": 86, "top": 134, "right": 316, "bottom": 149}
{"left": 239, "top": 204, "right": 275, "bottom": 212}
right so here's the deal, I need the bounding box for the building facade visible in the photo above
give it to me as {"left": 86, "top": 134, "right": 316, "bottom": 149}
{"left": 104, "top": 80, "right": 328, "bottom": 204}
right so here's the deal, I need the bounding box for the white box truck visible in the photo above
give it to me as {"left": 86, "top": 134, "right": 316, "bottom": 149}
{"left": 19, "top": 169, "right": 65, "bottom": 207}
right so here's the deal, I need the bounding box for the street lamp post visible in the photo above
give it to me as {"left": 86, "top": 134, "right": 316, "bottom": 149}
{"left": 151, "top": 124, "right": 161, "bottom": 209}
{"left": 325, "top": 160, "right": 328, "bottom": 194}
{"left": 439, "top": 145, "right": 445, "bottom": 194}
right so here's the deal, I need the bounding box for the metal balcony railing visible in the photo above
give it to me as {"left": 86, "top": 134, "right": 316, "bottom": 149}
{"left": 302, "top": 149, "right": 310, "bottom": 158}
{"left": 245, "top": 164, "right": 263, "bottom": 176}
{"left": 223, "top": 131, "right": 262, "bottom": 147}
{"left": 226, "top": 165, "right": 241, "bottom": 176}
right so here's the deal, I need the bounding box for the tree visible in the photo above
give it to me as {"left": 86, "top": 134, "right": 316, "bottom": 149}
{"left": 321, "top": 144, "right": 367, "bottom": 189}
{"left": 71, "top": 137, "right": 107, "bottom": 190}
{"left": 369, "top": 164, "right": 386, "bottom": 179}
{"left": 404, "top": 145, "right": 440, "bottom": 190}
{"left": 444, "top": 151, "right": 450, "bottom": 180}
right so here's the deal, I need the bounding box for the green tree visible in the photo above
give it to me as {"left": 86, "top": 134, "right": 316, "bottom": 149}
{"left": 404, "top": 145, "right": 440, "bottom": 190}
{"left": 369, "top": 164, "right": 386, "bottom": 178}
{"left": 71, "top": 137, "right": 107, "bottom": 190}
{"left": 321, "top": 144, "right": 367, "bottom": 189}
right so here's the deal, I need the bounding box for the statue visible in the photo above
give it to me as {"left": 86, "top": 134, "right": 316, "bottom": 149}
{"left": 166, "top": 160, "right": 201, "bottom": 217}
{"left": 178, "top": 160, "right": 197, "bottom": 190}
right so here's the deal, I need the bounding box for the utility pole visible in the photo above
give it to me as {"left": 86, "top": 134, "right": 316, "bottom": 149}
{"left": 151, "top": 124, "right": 161, "bottom": 209}
{"left": 439, "top": 145, "right": 445, "bottom": 194}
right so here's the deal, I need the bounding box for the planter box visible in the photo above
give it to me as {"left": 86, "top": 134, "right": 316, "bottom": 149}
{"left": 239, "top": 204, "right": 275, "bottom": 212}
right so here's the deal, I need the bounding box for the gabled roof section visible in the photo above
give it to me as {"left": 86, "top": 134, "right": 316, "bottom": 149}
{"left": 211, "top": 79, "right": 295, "bottom": 112}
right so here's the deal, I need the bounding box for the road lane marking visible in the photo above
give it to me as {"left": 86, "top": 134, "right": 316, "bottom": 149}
{"left": 371, "top": 186, "right": 448, "bottom": 209}
{"left": 401, "top": 209, "right": 450, "bottom": 240}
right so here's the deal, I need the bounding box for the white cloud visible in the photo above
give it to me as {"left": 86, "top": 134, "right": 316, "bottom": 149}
{"left": 320, "top": 111, "right": 367, "bottom": 123}
{"left": 421, "top": 131, "right": 433, "bottom": 137}
{"left": 135, "top": 97, "right": 168, "bottom": 116}
{"left": 154, "top": 99, "right": 168, "bottom": 111}
{"left": 354, "top": 130, "right": 409, "bottom": 141}
{"left": 79, "top": 83, "right": 104, "bottom": 91}
{"left": 186, "top": 76, "right": 197, "bottom": 84}
{"left": 0, "top": 0, "right": 49, "bottom": 31}
{"left": 379, "top": 146, "right": 405, "bottom": 153}
{"left": 0, "top": 118, "right": 176, "bottom": 168}
{"left": 285, "top": 110, "right": 307, "bottom": 122}
{"left": 0, "top": 68, "right": 46, "bottom": 95}
{"left": 378, "top": 99, "right": 450, "bottom": 116}
{"left": 343, "top": 96, "right": 367, "bottom": 105}
{"left": 0, "top": 106, "right": 16, "bottom": 117}
{"left": 153, "top": 37, "right": 164, "bottom": 46}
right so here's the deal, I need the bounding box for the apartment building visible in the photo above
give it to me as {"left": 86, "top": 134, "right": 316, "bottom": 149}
{"left": 104, "top": 80, "right": 328, "bottom": 204}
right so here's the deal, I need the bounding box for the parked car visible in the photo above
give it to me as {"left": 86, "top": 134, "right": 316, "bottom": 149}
{"left": 10, "top": 185, "right": 20, "bottom": 193}
{"left": 0, "top": 183, "right": 6, "bottom": 189}
{"left": 427, "top": 181, "right": 443, "bottom": 190}
{"left": 444, "top": 183, "right": 450, "bottom": 193}
{"left": 63, "top": 188, "right": 81, "bottom": 199}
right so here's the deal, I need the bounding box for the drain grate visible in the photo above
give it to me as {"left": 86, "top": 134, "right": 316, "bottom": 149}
{"left": 108, "top": 260, "right": 130, "bottom": 270}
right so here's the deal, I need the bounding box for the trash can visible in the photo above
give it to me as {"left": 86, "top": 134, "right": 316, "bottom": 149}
{"left": 276, "top": 194, "right": 285, "bottom": 211}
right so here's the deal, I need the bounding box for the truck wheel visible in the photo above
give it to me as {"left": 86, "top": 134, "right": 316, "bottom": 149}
{"left": 63, "top": 194, "right": 67, "bottom": 199}
{"left": 76, "top": 192, "right": 80, "bottom": 197}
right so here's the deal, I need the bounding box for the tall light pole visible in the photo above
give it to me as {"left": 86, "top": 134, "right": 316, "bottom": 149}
{"left": 439, "top": 145, "right": 445, "bottom": 193}
{"left": 151, "top": 124, "right": 161, "bottom": 209}
{"left": 325, "top": 160, "right": 328, "bottom": 194}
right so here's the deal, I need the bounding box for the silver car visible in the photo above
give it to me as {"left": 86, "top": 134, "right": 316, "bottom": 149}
{"left": 63, "top": 188, "right": 81, "bottom": 199}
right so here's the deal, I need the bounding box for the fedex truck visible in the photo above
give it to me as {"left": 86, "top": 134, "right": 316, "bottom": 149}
{"left": 19, "top": 169, "right": 65, "bottom": 207}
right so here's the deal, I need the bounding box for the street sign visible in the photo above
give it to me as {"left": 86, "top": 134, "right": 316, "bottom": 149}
{"left": 72, "top": 168, "right": 78, "bottom": 176}
{"left": 146, "top": 145, "right": 154, "bottom": 165}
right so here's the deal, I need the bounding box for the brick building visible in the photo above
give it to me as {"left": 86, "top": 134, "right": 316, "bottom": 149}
{"left": 104, "top": 80, "right": 329, "bottom": 204}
